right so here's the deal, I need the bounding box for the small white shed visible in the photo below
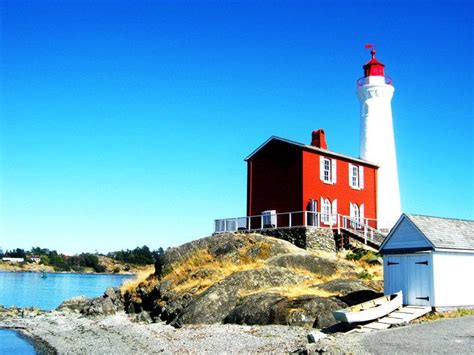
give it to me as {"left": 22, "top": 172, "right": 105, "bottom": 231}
{"left": 379, "top": 214, "right": 474, "bottom": 310}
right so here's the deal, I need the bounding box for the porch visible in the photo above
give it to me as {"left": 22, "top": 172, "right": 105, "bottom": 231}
{"left": 214, "top": 211, "right": 387, "bottom": 247}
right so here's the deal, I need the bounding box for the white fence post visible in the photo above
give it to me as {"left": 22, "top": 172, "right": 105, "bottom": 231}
{"left": 289, "top": 212, "right": 292, "bottom": 228}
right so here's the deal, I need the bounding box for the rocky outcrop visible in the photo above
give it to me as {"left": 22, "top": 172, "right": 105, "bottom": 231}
{"left": 163, "top": 233, "right": 300, "bottom": 267}
{"left": 224, "top": 293, "right": 346, "bottom": 328}
{"left": 57, "top": 288, "right": 124, "bottom": 317}
{"left": 265, "top": 253, "right": 338, "bottom": 276}
{"left": 312, "top": 279, "right": 382, "bottom": 306}
{"left": 123, "top": 233, "right": 383, "bottom": 329}
{"left": 179, "top": 267, "right": 309, "bottom": 324}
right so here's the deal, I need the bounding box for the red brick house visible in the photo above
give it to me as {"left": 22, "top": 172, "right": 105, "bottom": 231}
{"left": 245, "top": 129, "right": 378, "bottom": 230}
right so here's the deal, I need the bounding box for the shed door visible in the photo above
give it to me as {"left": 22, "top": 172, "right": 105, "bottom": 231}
{"left": 384, "top": 255, "right": 431, "bottom": 306}
{"left": 406, "top": 255, "right": 431, "bottom": 306}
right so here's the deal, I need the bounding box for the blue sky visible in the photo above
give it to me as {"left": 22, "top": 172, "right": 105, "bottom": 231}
{"left": 1, "top": 0, "right": 472, "bottom": 254}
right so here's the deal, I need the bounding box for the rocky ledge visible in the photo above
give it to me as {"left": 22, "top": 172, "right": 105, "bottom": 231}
{"left": 123, "top": 232, "right": 382, "bottom": 330}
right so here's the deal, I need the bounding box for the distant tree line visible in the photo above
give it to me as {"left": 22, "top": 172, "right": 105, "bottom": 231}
{"left": 107, "top": 245, "right": 164, "bottom": 265}
{"left": 1, "top": 245, "right": 164, "bottom": 272}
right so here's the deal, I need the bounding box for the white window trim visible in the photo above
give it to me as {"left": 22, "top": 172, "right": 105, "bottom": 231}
{"left": 320, "top": 156, "right": 337, "bottom": 185}
{"left": 349, "top": 163, "right": 364, "bottom": 190}
{"left": 321, "top": 197, "right": 331, "bottom": 225}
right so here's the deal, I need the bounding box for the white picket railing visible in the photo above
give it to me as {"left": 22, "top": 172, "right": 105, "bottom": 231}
{"left": 214, "top": 211, "right": 386, "bottom": 245}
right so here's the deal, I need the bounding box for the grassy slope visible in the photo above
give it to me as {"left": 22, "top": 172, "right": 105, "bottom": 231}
{"left": 121, "top": 237, "right": 383, "bottom": 303}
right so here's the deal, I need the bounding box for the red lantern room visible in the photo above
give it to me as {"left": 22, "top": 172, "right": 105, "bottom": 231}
{"left": 363, "top": 49, "right": 385, "bottom": 77}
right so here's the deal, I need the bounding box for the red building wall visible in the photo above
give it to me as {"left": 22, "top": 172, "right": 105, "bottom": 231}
{"left": 247, "top": 140, "right": 302, "bottom": 227}
{"left": 246, "top": 137, "right": 378, "bottom": 229}
{"left": 302, "top": 150, "right": 378, "bottom": 227}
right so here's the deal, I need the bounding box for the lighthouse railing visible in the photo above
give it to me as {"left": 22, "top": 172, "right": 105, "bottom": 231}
{"left": 356, "top": 76, "right": 393, "bottom": 86}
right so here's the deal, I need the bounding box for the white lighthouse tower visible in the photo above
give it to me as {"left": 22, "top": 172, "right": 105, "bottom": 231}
{"left": 357, "top": 48, "right": 401, "bottom": 231}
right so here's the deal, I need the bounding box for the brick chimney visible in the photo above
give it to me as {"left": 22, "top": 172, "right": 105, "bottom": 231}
{"left": 311, "top": 129, "right": 327, "bottom": 149}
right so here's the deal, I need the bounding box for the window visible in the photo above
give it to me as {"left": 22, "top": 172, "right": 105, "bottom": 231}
{"left": 307, "top": 199, "right": 318, "bottom": 226}
{"left": 320, "top": 156, "right": 337, "bottom": 184}
{"left": 322, "top": 198, "right": 331, "bottom": 224}
{"left": 349, "top": 163, "right": 364, "bottom": 189}
{"left": 349, "top": 202, "right": 365, "bottom": 229}
{"left": 262, "top": 210, "right": 276, "bottom": 228}
{"left": 320, "top": 197, "right": 338, "bottom": 225}
{"left": 324, "top": 159, "right": 331, "bottom": 182}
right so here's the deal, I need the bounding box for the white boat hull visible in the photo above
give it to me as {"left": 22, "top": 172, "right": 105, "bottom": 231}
{"left": 333, "top": 291, "right": 403, "bottom": 323}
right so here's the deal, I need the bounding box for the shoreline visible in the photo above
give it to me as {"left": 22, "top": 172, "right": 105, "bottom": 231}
{"left": 0, "top": 310, "right": 310, "bottom": 353}
{"left": 1, "top": 327, "right": 58, "bottom": 355}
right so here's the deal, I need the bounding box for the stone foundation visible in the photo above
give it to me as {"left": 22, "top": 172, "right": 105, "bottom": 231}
{"left": 241, "top": 227, "right": 337, "bottom": 253}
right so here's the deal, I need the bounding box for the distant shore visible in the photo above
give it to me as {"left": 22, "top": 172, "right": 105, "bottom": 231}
{"left": 0, "top": 261, "right": 150, "bottom": 275}
{"left": 0, "top": 268, "right": 136, "bottom": 275}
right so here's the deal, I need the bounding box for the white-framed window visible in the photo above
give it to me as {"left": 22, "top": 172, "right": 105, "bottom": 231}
{"left": 308, "top": 199, "right": 318, "bottom": 226}
{"left": 349, "top": 202, "right": 365, "bottom": 228}
{"left": 262, "top": 210, "right": 276, "bottom": 228}
{"left": 320, "top": 197, "right": 337, "bottom": 225}
{"left": 321, "top": 198, "right": 331, "bottom": 224}
{"left": 348, "top": 163, "right": 364, "bottom": 189}
{"left": 320, "top": 156, "right": 337, "bottom": 184}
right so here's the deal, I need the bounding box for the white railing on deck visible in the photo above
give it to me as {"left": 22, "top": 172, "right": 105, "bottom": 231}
{"left": 214, "top": 212, "right": 387, "bottom": 245}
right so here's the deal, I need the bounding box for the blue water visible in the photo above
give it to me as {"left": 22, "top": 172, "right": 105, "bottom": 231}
{"left": 0, "top": 271, "right": 134, "bottom": 353}
{"left": 0, "top": 271, "right": 133, "bottom": 310}
{"left": 0, "top": 329, "right": 36, "bottom": 354}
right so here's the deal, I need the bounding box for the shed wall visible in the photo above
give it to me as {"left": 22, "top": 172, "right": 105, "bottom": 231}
{"left": 431, "top": 252, "right": 474, "bottom": 308}
{"left": 382, "top": 218, "right": 432, "bottom": 251}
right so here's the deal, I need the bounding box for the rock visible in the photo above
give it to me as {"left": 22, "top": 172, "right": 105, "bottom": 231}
{"left": 312, "top": 278, "right": 382, "bottom": 306}
{"left": 163, "top": 233, "right": 300, "bottom": 268}
{"left": 136, "top": 311, "right": 153, "bottom": 324}
{"left": 80, "top": 288, "right": 125, "bottom": 317}
{"left": 104, "top": 287, "right": 117, "bottom": 301}
{"left": 224, "top": 293, "right": 286, "bottom": 325}
{"left": 225, "top": 292, "right": 346, "bottom": 329}
{"left": 266, "top": 253, "right": 338, "bottom": 276}
{"left": 179, "top": 267, "right": 309, "bottom": 324}
{"left": 57, "top": 296, "right": 91, "bottom": 313}
{"left": 307, "top": 331, "right": 327, "bottom": 343}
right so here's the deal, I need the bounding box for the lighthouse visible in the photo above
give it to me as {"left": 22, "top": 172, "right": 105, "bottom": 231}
{"left": 357, "top": 48, "right": 401, "bottom": 231}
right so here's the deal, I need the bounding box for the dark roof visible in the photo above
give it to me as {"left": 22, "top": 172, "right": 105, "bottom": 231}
{"left": 244, "top": 136, "right": 378, "bottom": 167}
{"left": 406, "top": 214, "right": 474, "bottom": 251}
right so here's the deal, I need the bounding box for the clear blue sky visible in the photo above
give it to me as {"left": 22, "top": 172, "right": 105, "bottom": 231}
{"left": 1, "top": 0, "right": 472, "bottom": 254}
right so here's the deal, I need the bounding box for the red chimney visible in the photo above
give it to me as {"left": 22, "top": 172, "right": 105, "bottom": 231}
{"left": 311, "top": 129, "right": 327, "bottom": 149}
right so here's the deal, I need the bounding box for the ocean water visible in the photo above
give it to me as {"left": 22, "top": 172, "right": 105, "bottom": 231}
{"left": 0, "top": 271, "right": 134, "bottom": 353}
{"left": 0, "top": 329, "right": 36, "bottom": 354}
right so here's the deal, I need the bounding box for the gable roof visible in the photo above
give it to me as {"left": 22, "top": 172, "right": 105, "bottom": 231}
{"left": 380, "top": 213, "right": 474, "bottom": 253}
{"left": 244, "top": 136, "right": 378, "bottom": 167}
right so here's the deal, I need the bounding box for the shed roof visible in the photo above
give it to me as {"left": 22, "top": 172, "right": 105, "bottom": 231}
{"left": 244, "top": 136, "right": 378, "bottom": 167}
{"left": 381, "top": 214, "right": 474, "bottom": 253}
{"left": 406, "top": 214, "right": 474, "bottom": 251}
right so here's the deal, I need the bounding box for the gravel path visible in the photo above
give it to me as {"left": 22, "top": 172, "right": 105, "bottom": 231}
{"left": 1, "top": 311, "right": 310, "bottom": 354}
{"left": 313, "top": 315, "right": 474, "bottom": 354}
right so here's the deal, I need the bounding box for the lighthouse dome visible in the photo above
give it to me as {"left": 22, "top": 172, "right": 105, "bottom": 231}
{"left": 363, "top": 49, "right": 385, "bottom": 77}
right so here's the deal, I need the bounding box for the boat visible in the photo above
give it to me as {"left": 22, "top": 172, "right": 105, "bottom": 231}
{"left": 332, "top": 291, "right": 403, "bottom": 323}
{"left": 41, "top": 271, "right": 47, "bottom": 279}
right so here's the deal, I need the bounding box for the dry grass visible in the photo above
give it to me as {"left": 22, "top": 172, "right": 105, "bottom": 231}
{"left": 120, "top": 241, "right": 384, "bottom": 304}
{"left": 239, "top": 281, "right": 339, "bottom": 300}
{"left": 163, "top": 248, "right": 266, "bottom": 296}
{"left": 415, "top": 308, "right": 474, "bottom": 323}
{"left": 120, "top": 265, "right": 156, "bottom": 295}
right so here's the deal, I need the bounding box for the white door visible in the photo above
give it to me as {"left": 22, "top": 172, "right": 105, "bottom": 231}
{"left": 384, "top": 254, "right": 431, "bottom": 306}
